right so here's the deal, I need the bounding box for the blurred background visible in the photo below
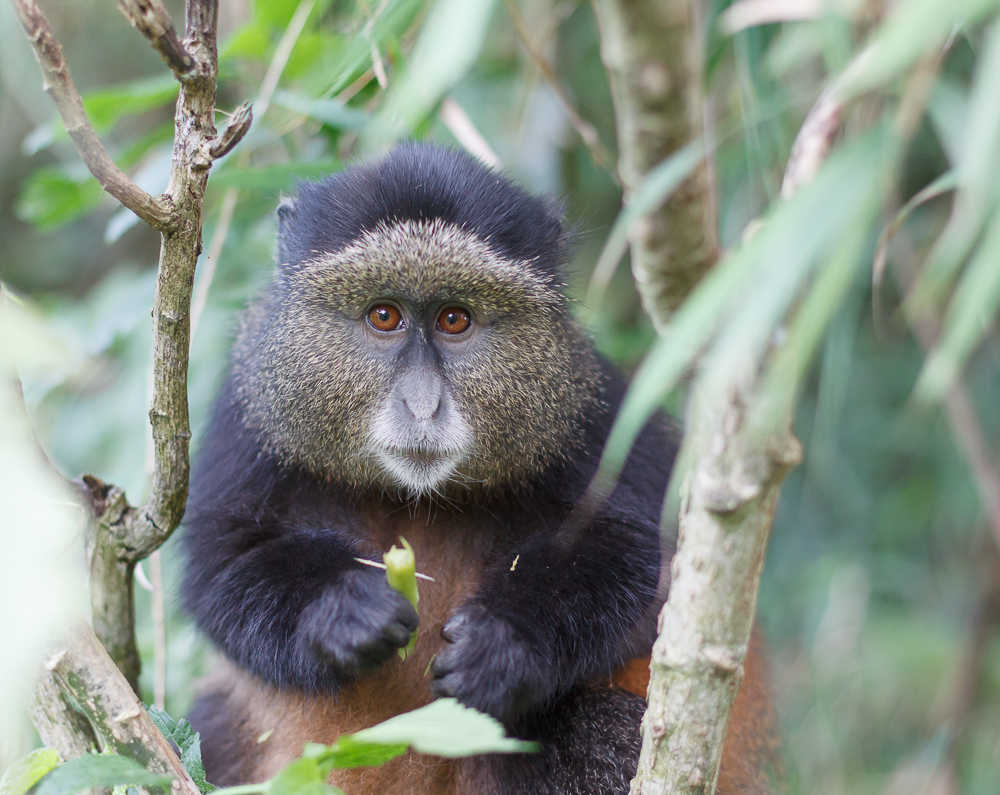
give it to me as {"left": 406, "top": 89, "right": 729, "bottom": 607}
{"left": 2, "top": 0, "right": 999, "bottom": 793}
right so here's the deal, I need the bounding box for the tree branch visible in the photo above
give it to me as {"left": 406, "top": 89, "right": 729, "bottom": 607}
{"left": 13, "top": 0, "right": 238, "bottom": 692}
{"left": 32, "top": 623, "right": 201, "bottom": 795}
{"left": 10, "top": 0, "right": 174, "bottom": 231}
{"left": 590, "top": 0, "right": 718, "bottom": 325}
{"left": 118, "top": 0, "right": 194, "bottom": 79}
{"left": 628, "top": 58, "right": 844, "bottom": 795}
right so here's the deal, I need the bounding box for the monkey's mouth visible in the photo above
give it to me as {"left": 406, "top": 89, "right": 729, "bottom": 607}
{"left": 393, "top": 447, "right": 446, "bottom": 465}
{"left": 375, "top": 445, "right": 465, "bottom": 495}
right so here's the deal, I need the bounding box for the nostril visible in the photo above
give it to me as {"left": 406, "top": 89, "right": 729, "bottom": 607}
{"left": 402, "top": 395, "right": 441, "bottom": 422}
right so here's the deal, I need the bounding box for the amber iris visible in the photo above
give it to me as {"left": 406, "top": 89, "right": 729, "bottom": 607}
{"left": 368, "top": 305, "right": 402, "bottom": 331}
{"left": 438, "top": 307, "right": 471, "bottom": 334}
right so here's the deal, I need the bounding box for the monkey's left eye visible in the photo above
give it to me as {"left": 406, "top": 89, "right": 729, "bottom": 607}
{"left": 368, "top": 305, "right": 403, "bottom": 331}
{"left": 437, "top": 307, "right": 471, "bottom": 335}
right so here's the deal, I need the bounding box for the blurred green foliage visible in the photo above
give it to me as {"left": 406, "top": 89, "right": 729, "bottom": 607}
{"left": 3, "top": 0, "right": 1000, "bottom": 792}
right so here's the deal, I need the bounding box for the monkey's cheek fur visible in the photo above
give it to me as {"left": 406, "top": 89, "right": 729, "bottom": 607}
{"left": 431, "top": 603, "right": 559, "bottom": 725}
{"left": 296, "top": 569, "right": 419, "bottom": 678}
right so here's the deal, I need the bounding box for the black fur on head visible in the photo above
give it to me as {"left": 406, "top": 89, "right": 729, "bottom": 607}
{"left": 276, "top": 142, "right": 569, "bottom": 279}
{"left": 231, "top": 144, "right": 602, "bottom": 497}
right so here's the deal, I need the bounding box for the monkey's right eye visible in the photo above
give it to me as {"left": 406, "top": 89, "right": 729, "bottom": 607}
{"left": 368, "top": 305, "right": 403, "bottom": 332}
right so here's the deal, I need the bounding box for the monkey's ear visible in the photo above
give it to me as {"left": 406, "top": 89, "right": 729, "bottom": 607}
{"left": 277, "top": 195, "right": 298, "bottom": 226}
{"left": 276, "top": 196, "right": 298, "bottom": 268}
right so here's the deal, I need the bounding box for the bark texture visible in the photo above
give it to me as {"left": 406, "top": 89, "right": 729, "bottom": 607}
{"left": 590, "top": 0, "right": 718, "bottom": 326}
{"left": 623, "top": 70, "right": 845, "bottom": 795}
{"left": 30, "top": 624, "right": 201, "bottom": 795}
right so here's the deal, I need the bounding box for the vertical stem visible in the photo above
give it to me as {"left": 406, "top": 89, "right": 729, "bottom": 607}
{"left": 590, "top": 0, "right": 717, "bottom": 325}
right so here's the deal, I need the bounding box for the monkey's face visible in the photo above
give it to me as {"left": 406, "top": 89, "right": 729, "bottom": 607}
{"left": 238, "top": 219, "right": 598, "bottom": 497}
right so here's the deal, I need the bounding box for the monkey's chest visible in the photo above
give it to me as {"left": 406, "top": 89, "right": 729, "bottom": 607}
{"left": 239, "top": 513, "right": 492, "bottom": 793}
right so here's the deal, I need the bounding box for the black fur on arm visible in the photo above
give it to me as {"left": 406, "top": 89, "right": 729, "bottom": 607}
{"left": 182, "top": 382, "right": 417, "bottom": 692}
{"left": 432, "top": 376, "right": 677, "bottom": 724}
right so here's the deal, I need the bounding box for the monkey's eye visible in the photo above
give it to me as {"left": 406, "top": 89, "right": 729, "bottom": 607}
{"left": 437, "top": 307, "right": 471, "bottom": 335}
{"left": 368, "top": 304, "right": 403, "bottom": 332}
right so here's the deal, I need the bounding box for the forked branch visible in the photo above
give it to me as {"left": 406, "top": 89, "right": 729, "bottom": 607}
{"left": 11, "top": 0, "right": 174, "bottom": 230}
{"left": 12, "top": 0, "right": 243, "bottom": 696}
{"left": 118, "top": 0, "right": 195, "bottom": 78}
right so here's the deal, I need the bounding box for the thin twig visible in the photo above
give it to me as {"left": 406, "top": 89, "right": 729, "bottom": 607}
{"left": 502, "top": 0, "right": 617, "bottom": 180}
{"left": 438, "top": 98, "right": 501, "bottom": 168}
{"left": 149, "top": 549, "right": 166, "bottom": 711}
{"left": 118, "top": 0, "right": 194, "bottom": 78}
{"left": 208, "top": 102, "right": 254, "bottom": 161}
{"left": 780, "top": 89, "right": 842, "bottom": 198}
{"left": 11, "top": 0, "right": 174, "bottom": 230}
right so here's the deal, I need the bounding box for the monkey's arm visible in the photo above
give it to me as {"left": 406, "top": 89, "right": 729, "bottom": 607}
{"left": 184, "top": 522, "right": 418, "bottom": 691}
{"left": 432, "top": 514, "right": 659, "bottom": 723}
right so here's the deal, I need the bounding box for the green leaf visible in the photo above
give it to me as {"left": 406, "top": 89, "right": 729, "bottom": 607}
{"left": 916, "top": 203, "right": 1000, "bottom": 402}
{"left": 349, "top": 698, "right": 534, "bottom": 757}
{"left": 756, "top": 208, "right": 877, "bottom": 434}
{"left": 271, "top": 90, "right": 369, "bottom": 131}
{"left": 267, "top": 758, "right": 341, "bottom": 795}
{"left": 148, "top": 706, "right": 216, "bottom": 793}
{"left": 700, "top": 133, "right": 885, "bottom": 396}
{"left": 907, "top": 16, "right": 1000, "bottom": 313}
{"left": 0, "top": 749, "right": 59, "bottom": 795}
{"left": 364, "top": 0, "right": 497, "bottom": 146}
{"left": 15, "top": 169, "right": 104, "bottom": 229}
{"left": 591, "top": 132, "right": 885, "bottom": 499}
{"left": 321, "top": 0, "right": 425, "bottom": 97}
{"left": 211, "top": 160, "right": 342, "bottom": 192}
{"left": 837, "top": 0, "right": 1000, "bottom": 99}
{"left": 586, "top": 140, "right": 706, "bottom": 309}
{"left": 82, "top": 74, "right": 179, "bottom": 132}
{"left": 309, "top": 737, "right": 409, "bottom": 770}
{"left": 33, "top": 755, "right": 172, "bottom": 795}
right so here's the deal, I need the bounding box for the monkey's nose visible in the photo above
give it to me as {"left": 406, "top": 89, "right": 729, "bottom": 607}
{"left": 402, "top": 393, "right": 441, "bottom": 421}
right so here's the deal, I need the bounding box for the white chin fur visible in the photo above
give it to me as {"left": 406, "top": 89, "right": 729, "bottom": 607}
{"left": 368, "top": 398, "right": 473, "bottom": 495}
{"left": 374, "top": 449, "right": 462, "bottom": 495}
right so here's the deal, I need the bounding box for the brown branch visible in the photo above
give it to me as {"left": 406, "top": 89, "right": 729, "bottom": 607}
{"left": 118, "top": 0, "right": 194, "bottom": 78}
{"left": 13, "top": 0, "right": 234, "bottom": 692}
{"left": 83, "top": 0, "right": 222, "bottom": 688}
{"left": 502, "top": 0, "right": 617, "bottom": 180}
{"left": 590, "top": 0, "right": 718, "bottom": 326}
{"left": 34, "top": 623, "right": 201, "bottom": 795}
{"left": 10, "top": 0, "right": 174, "bottom": 231}
{"left": 208, "top": 102, "right": 254, "bottom": 160}
{"left": 780, "top": 89, "right": 842, "bottom": 199}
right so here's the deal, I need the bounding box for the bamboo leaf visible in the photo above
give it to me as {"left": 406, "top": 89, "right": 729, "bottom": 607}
{"left": 364, "top": 0, "right": 497, "bottom": 147}
{"left": 837, "top": 0, "right": 1000, "bottom": 99}
{"left": 592, "top": 133, "right": 884, "bottom": 497}
{"left": 915, "top": 204, "right": 1000, "bottom": 402}
{"left": 907, "top": 16, "right": 1000, "bottom": 313}
{"left": 586, "top": 141, "right": 706, "bottom": 310}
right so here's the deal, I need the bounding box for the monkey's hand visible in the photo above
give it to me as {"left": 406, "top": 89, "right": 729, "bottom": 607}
{"left": 431, "top": 602, "right": 558, "bottom": 724}
{"left": 298, "top": 567, "right": 418, "bottom": 678}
